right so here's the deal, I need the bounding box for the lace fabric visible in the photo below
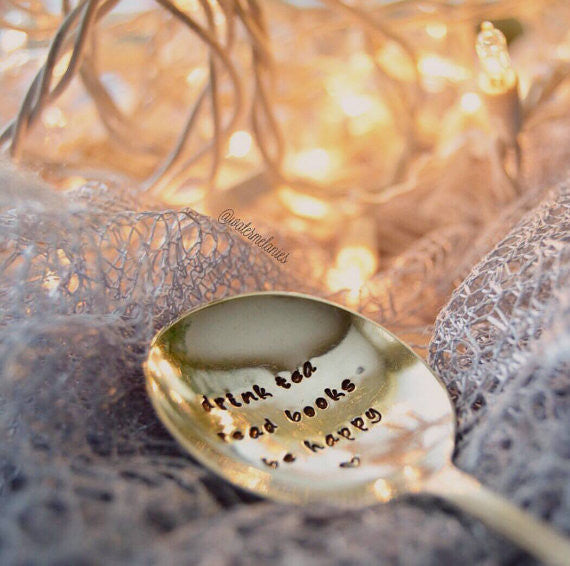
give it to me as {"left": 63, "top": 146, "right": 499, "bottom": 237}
{"left": 0, "top": 162, "right": 568, "bottom": 564}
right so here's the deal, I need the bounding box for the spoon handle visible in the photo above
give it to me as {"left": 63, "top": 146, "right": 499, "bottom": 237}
{"left": 424, "top": 465, "right": 570, "bottom": 566}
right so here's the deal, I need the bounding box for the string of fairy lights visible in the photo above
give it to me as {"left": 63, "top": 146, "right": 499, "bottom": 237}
{"left": 0, "top": 0, "right": 569, "bottom": 309}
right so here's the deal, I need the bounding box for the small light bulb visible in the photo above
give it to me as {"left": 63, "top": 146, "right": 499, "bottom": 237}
{"left": 186, "top": 67, "right": 208, "bottom": 86}
{"left": 1, "top": 30, "right": 27, "bottom": 53}
{"left": 460, "top": 92, "right": 482, "bottom": 114}
{"left": 287, "top": 148, "right": 337, "bottom": 182}
{"left": 278, "top": 186, "right": 331, "bottom": 219}
{"left": 373, "top": 478, "right": 394, "bottom": 502}
{"left": 227, "top": 131, "right": 252, "bottom": 158}
{"left": 476, "top": 21, "right": 516, "bottom": 94}
{"left": 42, "top": 106, "right": 67, "bottom": 128}
{"left": 326, "top": 215, "right": 378, "bottom": 305}
{"left": 426, "top": 23, "right": 447, "bottom": 40}
{"left": 339, "top": 93, "right": 374, "bottom": 118}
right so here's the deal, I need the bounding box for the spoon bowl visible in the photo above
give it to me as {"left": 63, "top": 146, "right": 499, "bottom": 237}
{"left": 145, "top": 292, "right": 570, "bottom": 564}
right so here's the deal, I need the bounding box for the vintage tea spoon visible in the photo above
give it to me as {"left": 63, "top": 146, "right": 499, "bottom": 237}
{"left": 145, "top": 292, "right": 570, "bottom": 565}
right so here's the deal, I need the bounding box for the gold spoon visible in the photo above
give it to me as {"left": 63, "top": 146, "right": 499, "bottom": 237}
{"left": 145, "top": 291, "right": 570, "bottom": 565}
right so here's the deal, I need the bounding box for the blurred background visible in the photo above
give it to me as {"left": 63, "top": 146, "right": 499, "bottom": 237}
{"left": 1, "top": 0, "right": 568, "bottom": 348}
